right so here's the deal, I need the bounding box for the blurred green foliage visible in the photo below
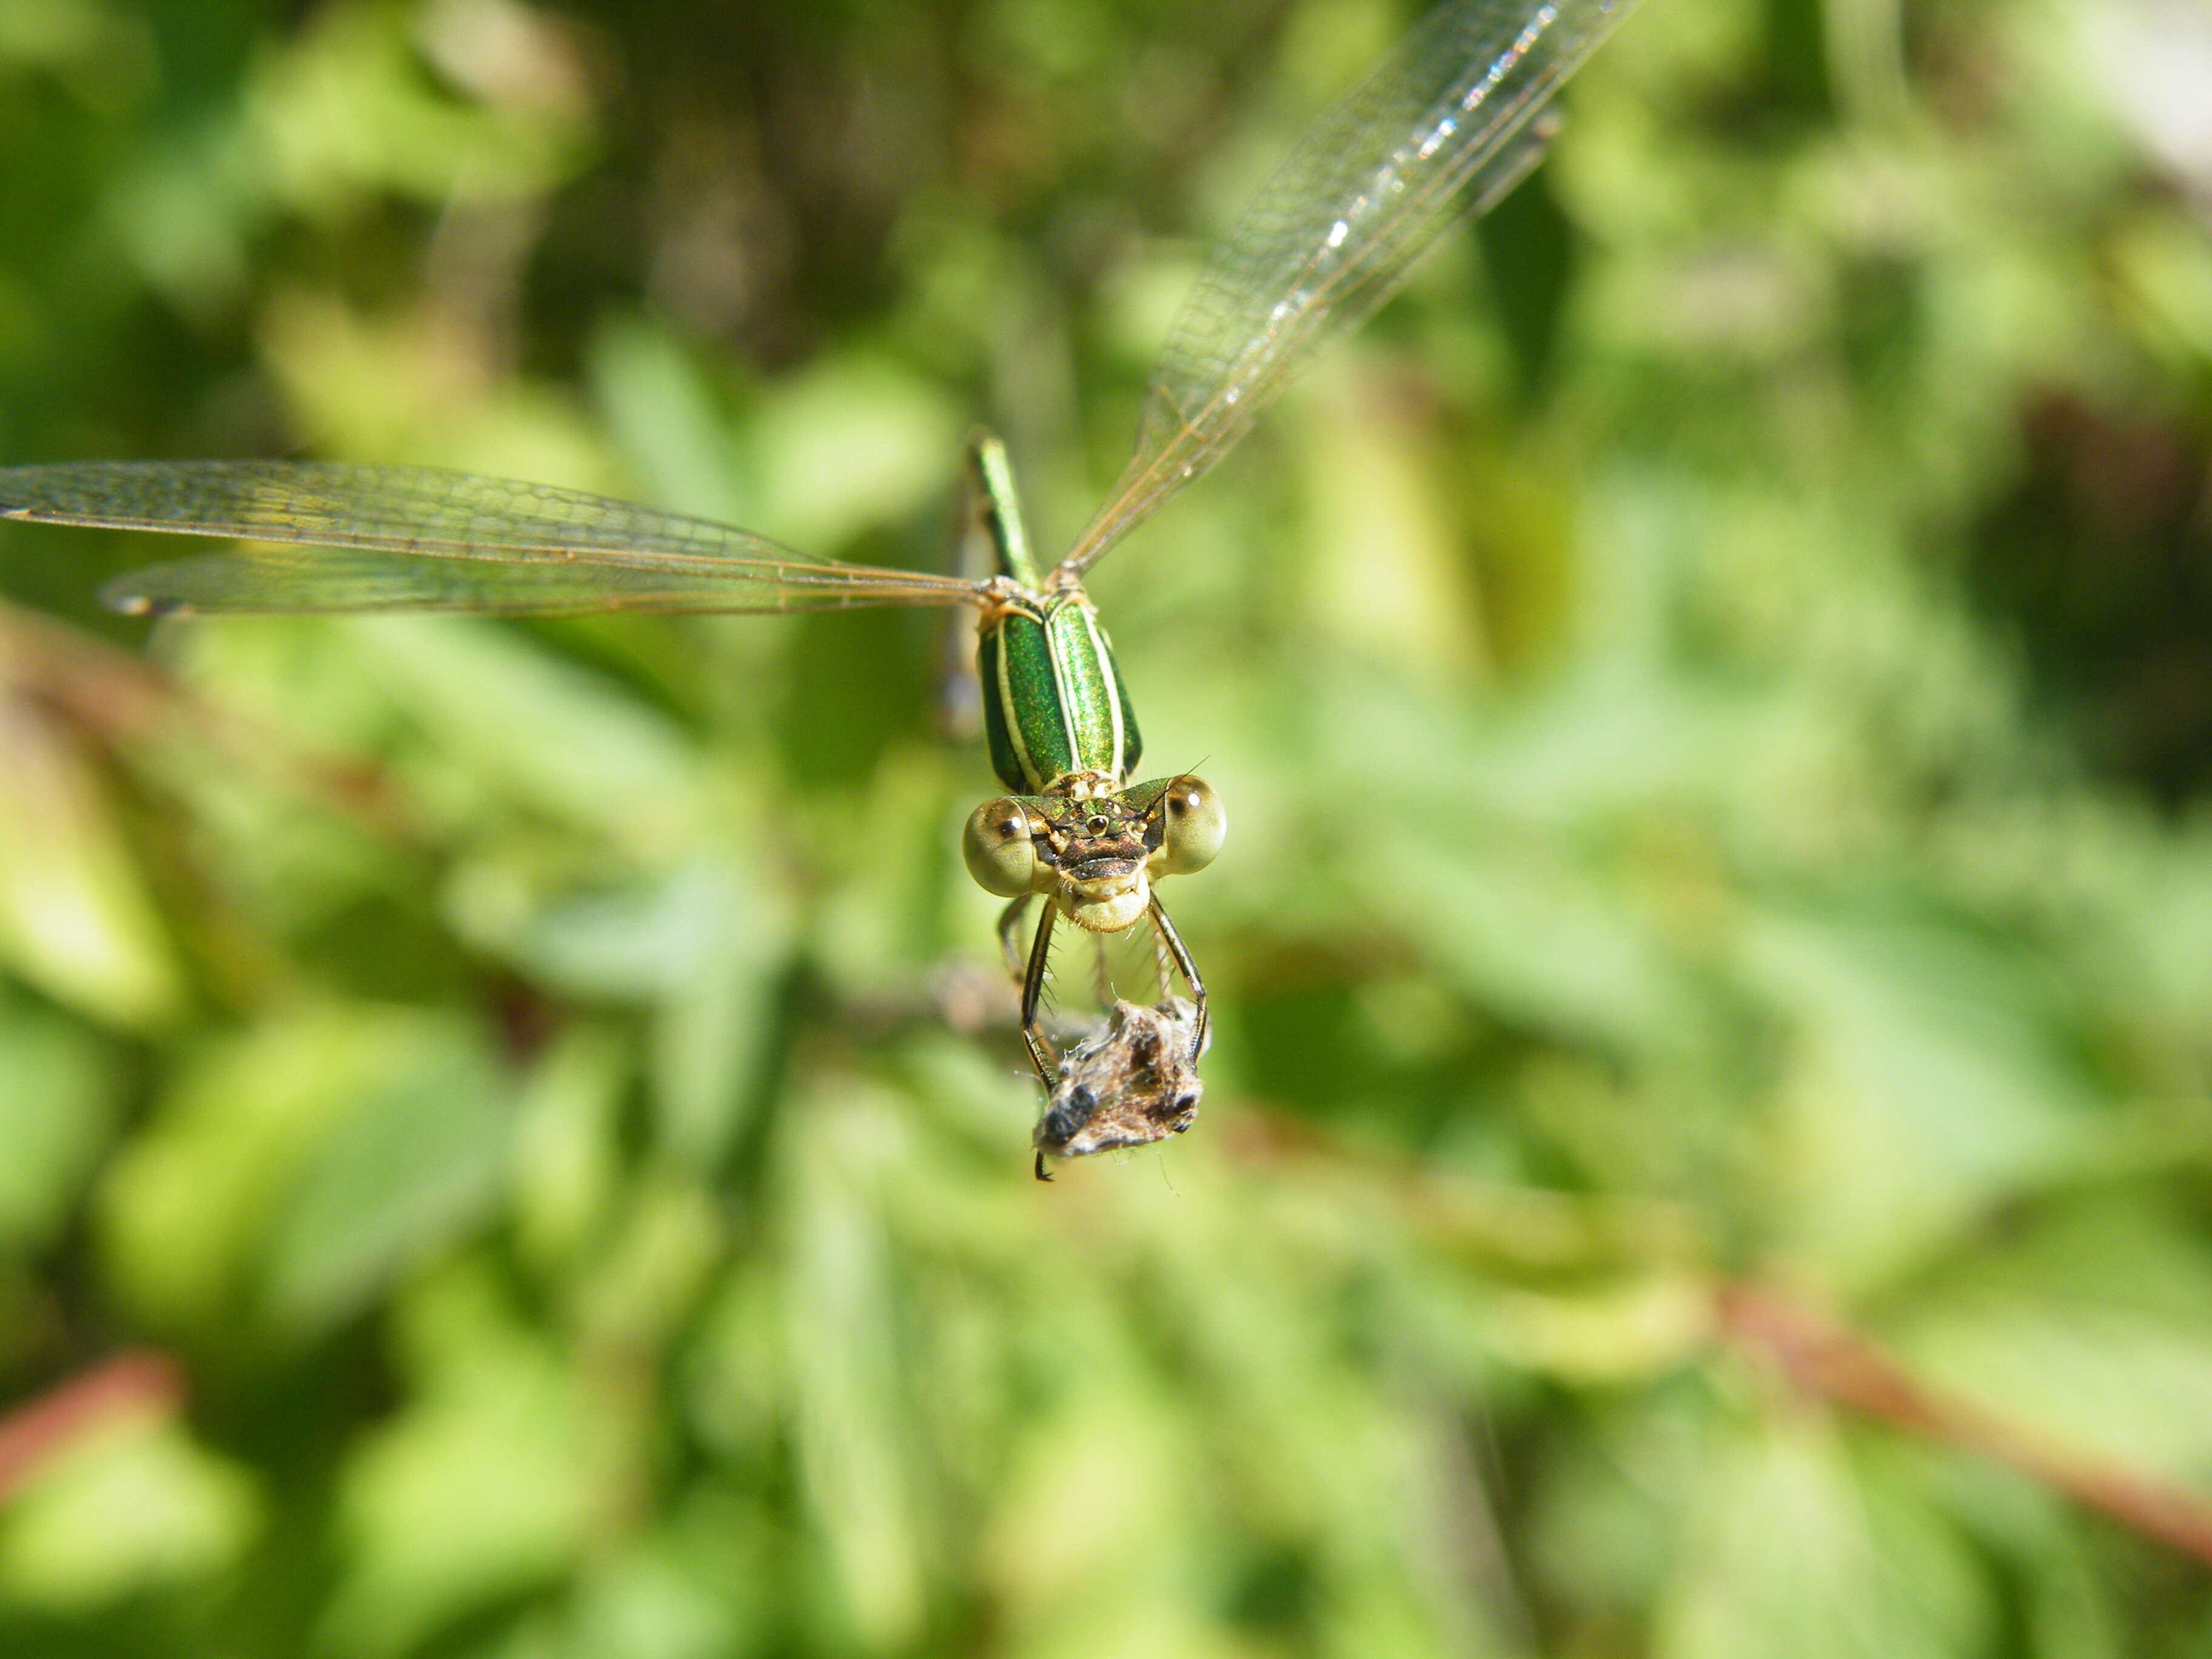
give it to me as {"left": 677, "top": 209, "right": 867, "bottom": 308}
{"left": 4, "top": 0, "right": 2212, "bottom": 1654}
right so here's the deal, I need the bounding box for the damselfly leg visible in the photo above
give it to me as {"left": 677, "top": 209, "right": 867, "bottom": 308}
{"left": 1146, "top": 897, "right": 1207, "bottom": 1065}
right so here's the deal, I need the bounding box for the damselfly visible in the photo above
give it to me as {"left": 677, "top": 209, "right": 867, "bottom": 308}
{"left": 0, "top": 0, "right": 1637, "bottom": 1173}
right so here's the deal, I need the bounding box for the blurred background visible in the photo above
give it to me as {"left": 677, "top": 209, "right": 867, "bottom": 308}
{"left": 4, "top": 0, "right": 2212, "bottom": 1653}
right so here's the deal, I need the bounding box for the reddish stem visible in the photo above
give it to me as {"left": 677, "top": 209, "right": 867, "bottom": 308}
{"left": 1720, "top": 1282, "right": 2212, "bottom": 1567}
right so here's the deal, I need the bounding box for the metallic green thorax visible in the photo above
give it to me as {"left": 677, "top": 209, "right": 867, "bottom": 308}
{"left": 968, "top": 436, "right": 1142, "bottom": 794}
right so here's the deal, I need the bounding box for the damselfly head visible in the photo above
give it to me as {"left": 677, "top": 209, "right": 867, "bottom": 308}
{"left": 962, "top": 774, "right": 1225, "bottom": 933}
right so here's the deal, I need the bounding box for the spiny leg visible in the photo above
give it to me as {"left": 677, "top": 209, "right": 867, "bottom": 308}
{"left": 1021, "top": 902, "right": 1059, "bottom": 1184}
{"left": 1019, "top": 900, "right": 1058, "bottom": 1089}
{"left": 1146, "top": 896, "right": 1207, "bottom": 1065}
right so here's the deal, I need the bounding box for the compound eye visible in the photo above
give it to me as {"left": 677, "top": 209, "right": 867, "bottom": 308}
{"left": 1156, "top": 775, "right": 1225, "bottom": 876}
{"left": 962, "top": 797, "right": 1041, "bottom": 897}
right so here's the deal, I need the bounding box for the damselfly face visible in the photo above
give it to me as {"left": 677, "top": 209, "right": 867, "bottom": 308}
{"left": 962, "top": 774, "right": 1226, "bottom": 934}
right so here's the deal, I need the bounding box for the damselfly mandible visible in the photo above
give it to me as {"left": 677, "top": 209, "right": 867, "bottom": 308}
{"left": 0, "top": 0, "right": 1638, "bottom": 1175}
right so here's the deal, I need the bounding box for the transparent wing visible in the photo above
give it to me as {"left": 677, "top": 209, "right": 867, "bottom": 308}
{"left": 1056, "top": 0, "right": 1637, "bottom": 580}
{"left": 90, "top": 547, "right": 976, "bottom": 617}
{"left": 0, "top": 461, "right": 981, "bottom": 616}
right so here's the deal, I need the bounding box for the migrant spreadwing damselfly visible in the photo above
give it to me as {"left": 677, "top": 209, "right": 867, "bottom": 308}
{"left": 0, "top": 0, "right": 1639, "bottom": 1175}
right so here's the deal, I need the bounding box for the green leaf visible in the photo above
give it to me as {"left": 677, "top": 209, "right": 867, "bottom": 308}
{"left": 782, "top": 1086, "right": 931, "bottom": 1647}
{"left": 1743, "top": 905, "right": 2105, "bottom": 1289}
{"left": 584, "top": 859, "right": 789, "bottom": 1172}
{"left": 258, "top": 1025, "right": 508, "bottom": 1335}
{"left": 317, "top": 1262, "right": 608, "bottom": 1659}
{"left": 1655, "top": 1413, "right": 1992, "bottom": 1659}
{"left": 0, "top": 997, "right": 114, "bottom": 1251}
{"left": 746, "top": 355, "right": 960, "bottom": 554}
{"left": 0, "top": 1416, "right": 262, "bottom": 1612}
{"left": 97, "top": 1005, "right": 501, "bottom": 1338}
{"left": 0, "top": 694, "right": 184, "bottom": 1031}
{"left": 1891, "top": 1196, "right": 2212, "bottom": 1487}
{"left": 509, "top": 1025, "right": 631, "bottom": 1274}
{"left": 343, "top": 617, "right": 703, "bottom": 851}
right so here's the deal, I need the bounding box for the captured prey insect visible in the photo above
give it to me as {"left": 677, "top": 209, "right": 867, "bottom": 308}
{"left": 0, "top": 0, "right": 1637, "bottom": 1173}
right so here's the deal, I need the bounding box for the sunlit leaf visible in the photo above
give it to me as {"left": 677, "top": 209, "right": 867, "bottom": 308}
{"left": 317, "top": 1262, "right": 611, "bottom": 1659}
{"left": 0, "top": 693, "right": 184, "bottom": 1031}
{"left": 1655, "top": 1415, "right": 1992, "bottom": 1659}
{"left": 0, "top": 997, "right": 114, "bottom": 1250}
{"left": 0, "top": 1416, "right": 262, "bottom": 1612}
{"left": 97, "top": 1005, "right": 501, "bottom": 1336}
